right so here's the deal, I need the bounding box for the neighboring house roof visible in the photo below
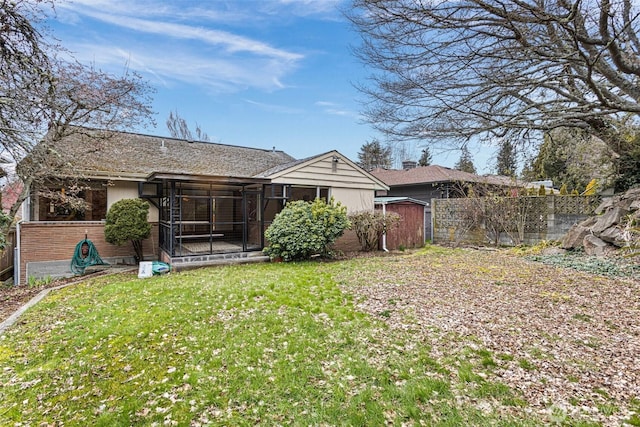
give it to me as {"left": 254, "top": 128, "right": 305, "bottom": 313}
{"left": 44, "top": 128, "right": 296, "bottom": 180}
{"left": 371, "top": 165, "right": 518, "bottom": 187}
{"left": 374, "top": 196, "right": 429, "bottom": 206}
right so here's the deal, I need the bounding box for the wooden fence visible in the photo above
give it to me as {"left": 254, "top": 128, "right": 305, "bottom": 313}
{"left": 0, "top": 228, "right": 15, "bottom": 282}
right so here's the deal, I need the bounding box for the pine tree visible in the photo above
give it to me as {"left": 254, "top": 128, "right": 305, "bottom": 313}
{"left": 454, "top": 146, "right": 477, "bottom": 174}
{"left": 418, "top": 147, "right": 433, "bottom": 166}
{"left": 357, "top": 139, "right": 392, "bottom": 170}
{"left": 495, "top": 140, "right": 517, "bottom": 176}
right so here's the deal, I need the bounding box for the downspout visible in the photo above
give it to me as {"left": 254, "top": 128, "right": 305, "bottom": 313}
{"left": 14, "top": 220, "right": 23, "bottom": 286}
{"left": 381, "top": 203, "right": 389, "bottom": 252}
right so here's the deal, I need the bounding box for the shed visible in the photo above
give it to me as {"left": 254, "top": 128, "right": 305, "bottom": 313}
{"left": 375, "top": 197, "right": 429, "bottom": 250}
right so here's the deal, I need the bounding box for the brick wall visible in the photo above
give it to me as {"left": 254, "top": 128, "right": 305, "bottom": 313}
{"left": 18, "top": 221, "right": 159, "bottom": 284}
{"left": 334, "top": 229, "right": 361, "bottom": 253}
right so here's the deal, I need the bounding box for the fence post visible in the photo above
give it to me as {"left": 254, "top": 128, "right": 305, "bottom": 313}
{"left": 546, "top": 195, "right": 556, "bottom": 241}
{"left": 431, "top": 198, "right": 437, "bottom": 244}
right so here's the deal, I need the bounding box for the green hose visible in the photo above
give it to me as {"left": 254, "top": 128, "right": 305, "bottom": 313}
{"left": 70, "top": 238, "right": 108, "bottom": 275}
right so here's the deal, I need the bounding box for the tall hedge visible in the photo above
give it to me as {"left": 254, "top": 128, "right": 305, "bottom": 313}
{"left": 104, "top": 198, "right": 151, "bottom": 263}
{"left": 264, "top": 198, "right": 350, "bottom": 261}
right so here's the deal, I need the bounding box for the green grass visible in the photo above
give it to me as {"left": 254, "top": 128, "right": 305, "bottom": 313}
{"left": 1, "top": 261, "right": 541, "bottom": 425}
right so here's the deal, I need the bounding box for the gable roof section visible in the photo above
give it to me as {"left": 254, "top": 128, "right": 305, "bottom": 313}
{"left": 371, "top": 165, "right": 516, "bottom": 187}
{"left": 44, "top": 128, "right": 296, "bottom": 180}
{"left": 259, "top": 150, "right": 389, "bottom": 191}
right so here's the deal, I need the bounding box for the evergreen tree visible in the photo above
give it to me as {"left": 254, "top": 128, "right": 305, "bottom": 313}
{"left": 495, "top": 140, "right": 517, "bottom": 177}
{"left": 356, "top": 139, "right": 392, "bottom": 170}
{"left": 454, "top": 146, "right": 477, "bottom": 174}
{"left": 418, "top": 147, "right": 433, "bottom": 166}
{"left": 610, "top": 128, "right": 640, "bottom": 192}
{"left": 529, "top": 128, "right": 612, "bottom": 191}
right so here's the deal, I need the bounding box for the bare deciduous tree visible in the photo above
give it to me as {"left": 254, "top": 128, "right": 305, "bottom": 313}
{"left": 166, "top": 110, "right": 211, "bottom": 142}
{"left": 348, "top": 0, "right": 640, "bottom": 153}
{"left": 1, "top": 1, "right": 155, "bottom": 241}
{"left": 1, "top": 0, "right": 53, "bottom": 167}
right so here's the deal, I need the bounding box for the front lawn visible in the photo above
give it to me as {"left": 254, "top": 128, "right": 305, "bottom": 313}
{"left": 0, "top": 247, "right": 638, "bottom": 426}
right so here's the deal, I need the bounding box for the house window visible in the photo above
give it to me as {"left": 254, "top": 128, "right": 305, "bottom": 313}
{"left": 289, "top": 186, "right": 330, "bottom": 203}
{"left": 37, "top": 186, "right": 107, "bottom": 221}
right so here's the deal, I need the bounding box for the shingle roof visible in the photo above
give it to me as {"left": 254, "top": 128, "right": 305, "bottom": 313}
{"left": 46, "top": 128, "right": 296, "bottom": 179}
{"left": 254, "top": 153, "right": 324, "bottom": 178}
{"left": 371, "top": 165, "right": 517, "bottom": 187}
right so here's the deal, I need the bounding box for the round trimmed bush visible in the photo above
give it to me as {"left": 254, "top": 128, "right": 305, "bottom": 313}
{"left": 104, "top": 198, "right": 151, "bottom": 263}
{"left": 264, "top": 198, "right": 350, "bottom": 261}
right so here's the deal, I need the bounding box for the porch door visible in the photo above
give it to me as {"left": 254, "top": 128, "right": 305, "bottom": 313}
{"left": 243, "top": 190, "right": 262, "bottom": 251}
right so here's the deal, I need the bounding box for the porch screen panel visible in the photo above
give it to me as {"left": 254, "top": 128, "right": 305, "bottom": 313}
{"left": 160, "top": 181, "right": 263, "bottom": 256}
{"left": 263, "top": 184, "right": 287, "bottom": 239}
{"left": 245, "top": 191, "right": 262, "bottom": 250}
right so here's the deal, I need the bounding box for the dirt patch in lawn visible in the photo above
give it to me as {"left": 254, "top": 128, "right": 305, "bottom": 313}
{"left": 336, "top": 247, "right": 640, "bottom": 426}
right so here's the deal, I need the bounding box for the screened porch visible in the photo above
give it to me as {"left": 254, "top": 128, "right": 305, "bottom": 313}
{"left": 144, "top": 176, "right": 287, "bottom": 258}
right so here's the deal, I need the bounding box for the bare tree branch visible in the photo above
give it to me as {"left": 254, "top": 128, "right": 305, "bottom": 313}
{"left": 1, "top": 1, "right": 155, "bottom": 237}
{"left": 348, "top": 0, "right": 640, "bottom": 152}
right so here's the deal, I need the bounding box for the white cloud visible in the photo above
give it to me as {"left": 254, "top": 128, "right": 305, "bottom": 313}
{"left": 77, "top": 11, "right": 302, "bottom": 62}
{"left": 315, "top": 101, "right": 358, "bottom": 117}
{"left": 52, "top": 0, "right": 308, "bottom": 93}
{"left": 244, "top": 99, "right": 304, "bottom": 114}
{"left": 65, "top": 41, "right": 296, "bottom": 93}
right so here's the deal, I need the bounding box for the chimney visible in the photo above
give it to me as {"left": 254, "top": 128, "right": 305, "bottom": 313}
{"left": 402, "top": 160, "right": 417, "bottom": 170}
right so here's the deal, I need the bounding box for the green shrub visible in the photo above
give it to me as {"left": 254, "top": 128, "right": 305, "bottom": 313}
{"left": 264, "top": 198, "right": 350, "bottom": 261}
{"left": 104, "top": 198, "right": 151, "bottom": 263}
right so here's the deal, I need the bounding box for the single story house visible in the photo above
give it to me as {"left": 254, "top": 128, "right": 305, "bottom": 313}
{"left": 371, "top": 163, "right": 518, "bottom": 240}
{"left": 17, "top": 128, "right": 388, "bottom": 284}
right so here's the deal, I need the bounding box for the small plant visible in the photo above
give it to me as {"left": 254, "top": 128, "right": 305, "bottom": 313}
{"left": 27, "top": 275, "right": 53, "bottom": 287}
{"left": 104, "top": 198, "right": 151, "bottom": 263}
{"left": 264, "top": 198, "right": 350, "bottom": 261}
{"left": 620, "top": 213, "right": 640, "bottom": 257}
{"left": 583, "top": 178, "right": 598, "bottom": 195}
{"left": 518, "top": 358, "right": 535, "bottom": 370}
{"left": 348, "top": 210, "right": 401, "bottom": 251}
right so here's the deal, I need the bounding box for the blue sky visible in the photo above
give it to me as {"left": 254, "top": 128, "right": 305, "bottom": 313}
{"left": 47, "top": 0, "right": 494, "bottom": 171}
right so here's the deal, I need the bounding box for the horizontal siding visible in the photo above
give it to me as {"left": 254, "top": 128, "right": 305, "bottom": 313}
{"left": 274, "top": 158, "right": 384, "bottom": 189}
{"left": 332, "top": 188, "right": 374, "bottom": 212}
